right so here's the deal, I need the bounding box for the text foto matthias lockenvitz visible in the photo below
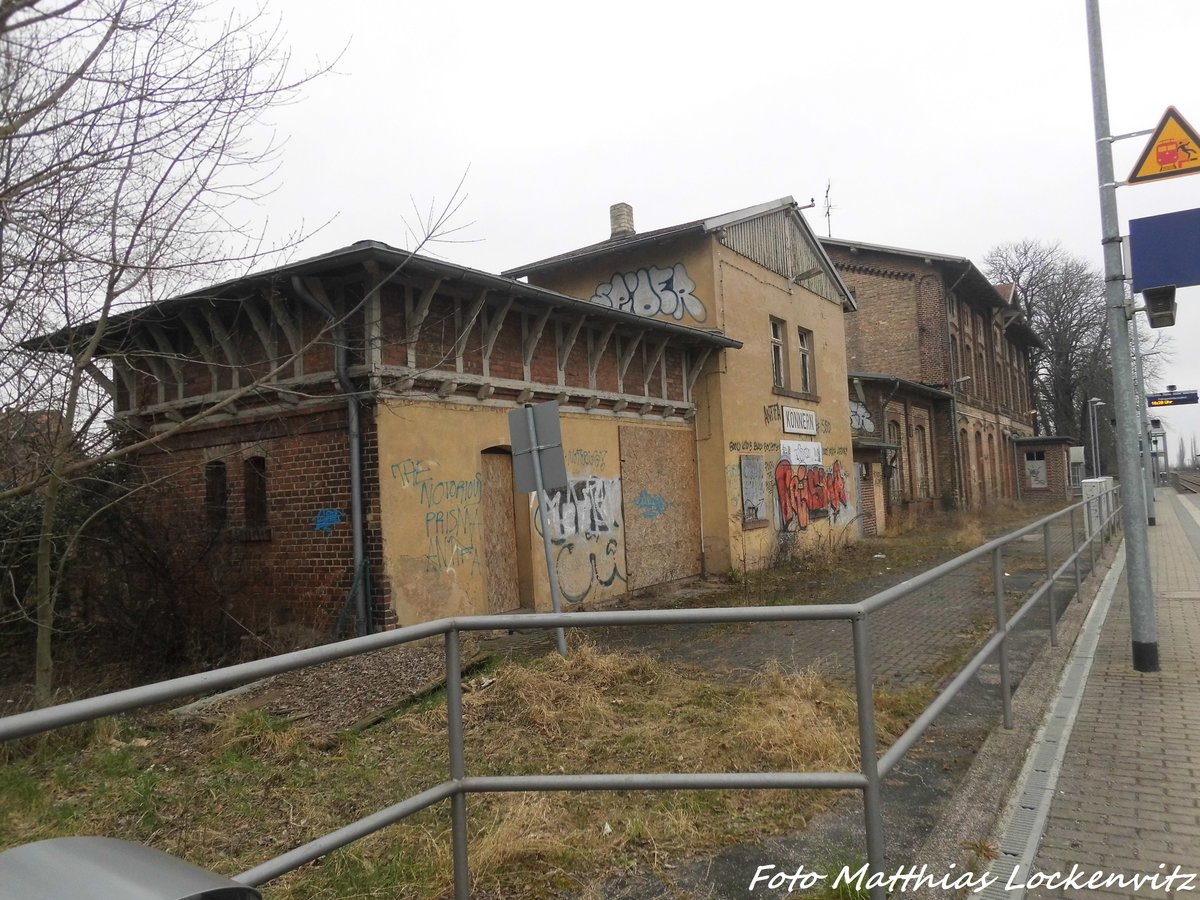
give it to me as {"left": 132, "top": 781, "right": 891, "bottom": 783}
{"left": 748, "top": 862, "right": 1197, "bottom": 893}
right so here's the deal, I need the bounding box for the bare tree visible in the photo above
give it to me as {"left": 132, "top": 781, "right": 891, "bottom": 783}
{"left": 985, "top": 239, "right": 1168, "bottom": 474}
{"left": 984, "top": 240, "right": 1107, "bottom": 438}
{"left": 0, "top": 0, "right": 333, "bottom": 702}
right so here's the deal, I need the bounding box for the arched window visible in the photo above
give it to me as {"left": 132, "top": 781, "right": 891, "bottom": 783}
{"left": 244, "top": 455, "right": 268, "bottom": 528}
{"left": 205, "top": 460, "right": 227, "bottom": 530}
{"left": 974, "top": 432, "right": 986, "bottom": 502}
{"left": 887, "top": 419, "right": 904, "bottom": 502}
{"left": 959, "top": 428, "right": 971, "bottom": 505}
{"left": 987, "top": 433, "right": 999, "bottom": 500}
{"left": 913, "top": 425, "right": 930, "bottom": 498}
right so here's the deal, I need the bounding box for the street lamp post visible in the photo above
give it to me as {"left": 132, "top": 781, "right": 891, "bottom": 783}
{"left": 1089, "top": 398, "right": 1106, "bottom": 477}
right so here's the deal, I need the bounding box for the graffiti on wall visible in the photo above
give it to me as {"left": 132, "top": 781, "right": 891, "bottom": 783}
{"left": 634, "top": 489, "right": 669, "bottom": 519}
{"left": 729, "top": 440, "right": 781, "bottom": 454}
{"left": 392, "top": 458, "right": 484, "bottom": 576}
{"left": 314, "top": 508, "right": 344, "bottom": 532}
{"left": 567, "top": 448, "right": 608, "bottom": 469}
{"left": 774, "top": 459, "right": 849, "bottom": 531}
{"left": 590, "top": 263, "right": 706, "bottom": 323}
{"left": 780, "top": 439, "right": 824, "bottom": 467}
{"left": 850, "top": 400, "right": 876, "bottom": 434}
{"left": 538, "top": 475, "right": 626, "bottom": 603}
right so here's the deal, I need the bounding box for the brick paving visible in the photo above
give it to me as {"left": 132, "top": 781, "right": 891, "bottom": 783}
{"left": 595, "top": 516, "right": 1090, "bottom": 691}
{"left": 1027, "top": 488, "right": 1200, "bottom": 899}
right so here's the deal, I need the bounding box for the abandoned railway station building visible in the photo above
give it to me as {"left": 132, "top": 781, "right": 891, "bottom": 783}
{"left": 821, "top": 239, "right": 1041, "bottom": 535}
{"left": 39, "top": 197, "right": 859, "bottom": 635}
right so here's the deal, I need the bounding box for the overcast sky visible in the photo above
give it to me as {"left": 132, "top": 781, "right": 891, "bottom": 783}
{"left": 246, "top": 0, "right": 1200, "bottom": 457}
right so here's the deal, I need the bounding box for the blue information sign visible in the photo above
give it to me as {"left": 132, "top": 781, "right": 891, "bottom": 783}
{"left": 1129, "top": 208, "right": 1200, "bottom": 294}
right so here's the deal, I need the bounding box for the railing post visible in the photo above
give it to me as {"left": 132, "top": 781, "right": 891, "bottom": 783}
{"left": 851, "top": 615, "right": 887, "bottom": 900}
{"left": 1044, "top": 521, "right": 1058, "bottom": 647}
{"left": 1088, "top": 498, "right": 1097, "bottom": 573}
{"left": 446, "top": 628, "right": 470, "bottom": 899}
{"left": 993, "top": 547, "right": 1013, "bottom": 729}
{"left": 1071, "top": 506, "right": 1082, "bottom": 601}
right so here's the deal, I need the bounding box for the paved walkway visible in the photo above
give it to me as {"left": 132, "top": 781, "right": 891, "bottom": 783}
{"left": 1010, "top": 488, "right": 1200, "bottom": 898}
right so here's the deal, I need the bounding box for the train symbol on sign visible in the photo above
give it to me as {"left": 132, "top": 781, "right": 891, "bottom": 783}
{"left": 1157, "top": 138, "right": 1196, "bottom": 169}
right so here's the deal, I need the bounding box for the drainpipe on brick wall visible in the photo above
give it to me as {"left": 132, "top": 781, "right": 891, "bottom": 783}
{"left": 292, "top": 276, "right": 370, "bottom": 637}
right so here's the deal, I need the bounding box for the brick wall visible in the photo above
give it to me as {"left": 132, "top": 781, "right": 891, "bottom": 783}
{"left": 1019, "top": 442, "right": 1072, "bottom": 501}
{"left": 128, "top": 405, "right": 365, "bottom": 635}
{"left": 826, "top": 247, "right": 931, "bottom": 384}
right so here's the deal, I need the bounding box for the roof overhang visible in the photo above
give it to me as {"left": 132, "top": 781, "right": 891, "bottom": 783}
{"left": 849, "top": 372, "right": 952, "bottom": 400}
{"left": 1014, "top": 435, "right": 1079, "bottom": 446}
{"left": 28, "top": 241, "right": 743, "bottom": 355}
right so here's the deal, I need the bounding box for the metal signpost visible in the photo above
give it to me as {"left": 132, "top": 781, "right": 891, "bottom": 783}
{"left": 509, "top": 400, "right": 570, "bottom": 657}
{"left": 1130, "top": 312, "right": 1156, "bottom": 524}
{"left": 1085, "top": 0, "right": 1158, "bottom": 671}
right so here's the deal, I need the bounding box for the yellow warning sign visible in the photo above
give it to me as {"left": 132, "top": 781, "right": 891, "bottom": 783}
{"left": 1128, "top": 106, "right": 1200, "bottom": 185}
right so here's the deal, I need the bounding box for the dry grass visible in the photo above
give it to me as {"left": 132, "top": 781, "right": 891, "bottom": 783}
{"left": 0, "top": 641, "right": 921, "bottom": 899}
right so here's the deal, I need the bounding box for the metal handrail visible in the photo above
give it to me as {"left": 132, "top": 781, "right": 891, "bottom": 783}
{"left": 0, "top": 487, "right": 1124, "bottom": 900}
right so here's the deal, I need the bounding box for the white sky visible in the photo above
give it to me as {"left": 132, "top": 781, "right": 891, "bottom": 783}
{"left": 245, "top": 0, "right": 1200, "bottom": 458}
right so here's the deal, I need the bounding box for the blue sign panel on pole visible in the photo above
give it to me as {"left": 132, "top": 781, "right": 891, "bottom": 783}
{"left": 1129, "top": 207, "right": 1200, "bottom": 293}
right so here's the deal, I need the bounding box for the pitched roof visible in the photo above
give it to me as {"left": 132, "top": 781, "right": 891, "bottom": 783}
{"left": 503, "top": 197, "right": 856, "bottom": 310}
{"left": 503, "top": 197, "right": 796, "bottom": 277}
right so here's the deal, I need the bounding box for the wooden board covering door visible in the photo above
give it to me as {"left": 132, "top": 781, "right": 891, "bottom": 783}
{"left": 481, "top": 451, "right": 521, "bottom": 613}
{"left": 618, "top": 426, "right": 702, "bottom": 590}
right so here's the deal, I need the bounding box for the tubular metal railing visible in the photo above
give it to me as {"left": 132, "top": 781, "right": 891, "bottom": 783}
{"left": 0, "top": 488, "right": 1123, "bottom": 900}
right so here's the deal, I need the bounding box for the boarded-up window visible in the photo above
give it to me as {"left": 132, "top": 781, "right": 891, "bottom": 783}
{"left": 244, "top": 456, "right": 268, "bottom": 527}
{"left": 205, "top": 461, "right": 227, "bottom": 530}
{"left": 740, "top": 455, "right": 767, "bottom": 525}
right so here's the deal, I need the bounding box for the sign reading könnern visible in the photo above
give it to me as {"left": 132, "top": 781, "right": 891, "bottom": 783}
{"left": 781, "top": 406, "right": 818, "bottom": 435}
{"left": 1147, "top": 390, "right": 1199, "bottom": 407}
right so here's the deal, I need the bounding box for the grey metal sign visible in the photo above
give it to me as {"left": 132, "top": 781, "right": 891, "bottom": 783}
{"left": 508, "top": 400, "right": 568, "bottom": 493}
{"left": 507, "top": 400, "right": 569, "bottom": 656}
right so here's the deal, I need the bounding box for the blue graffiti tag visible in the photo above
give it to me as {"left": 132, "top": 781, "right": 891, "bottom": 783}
{"left": 634, "top": 489, "right": 669, "bottom": 519}
{"left": 314, "top": 508, "right": 345, "bottom": 532}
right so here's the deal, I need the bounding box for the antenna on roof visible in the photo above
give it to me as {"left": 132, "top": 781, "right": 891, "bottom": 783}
{"left": 823, "top": 180, "right": 835, "bottom": 238}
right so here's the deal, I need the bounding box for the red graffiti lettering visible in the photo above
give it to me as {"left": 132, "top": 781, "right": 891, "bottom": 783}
{"left": 774, "top": 459, "right": 849, "bottom": 531}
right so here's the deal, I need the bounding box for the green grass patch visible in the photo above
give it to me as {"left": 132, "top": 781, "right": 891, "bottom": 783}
{"left": 0, "top": 643, "right": 923, "bottom": 899}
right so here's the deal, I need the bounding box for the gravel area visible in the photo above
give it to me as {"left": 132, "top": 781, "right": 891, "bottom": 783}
{"left": 182, "top": 638, "right": 455, "bottom": 734}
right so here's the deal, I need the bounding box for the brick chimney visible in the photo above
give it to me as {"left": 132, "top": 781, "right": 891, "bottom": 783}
{"left": 609, "top": 202, "right": 635, "bottom": 239}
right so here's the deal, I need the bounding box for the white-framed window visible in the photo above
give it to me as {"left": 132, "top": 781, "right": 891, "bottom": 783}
{"left": 770, "top": 317, "right": 786, "bottom": 388}
{"left": 797, "top": 327, "right": 814, "bottom": 394}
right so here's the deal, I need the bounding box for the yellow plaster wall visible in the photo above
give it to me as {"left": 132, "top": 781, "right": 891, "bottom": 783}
{"left": 701, "top": 242, "right": 858, "bottom": 574}
{"left": 527, "top": 228, "right": 859, "bottom": 577}
{"left": 375, "top": 400, "right": 699, "bottom": 625}
{"left": 526, "top": 237, "right": 718, "bottom": 330}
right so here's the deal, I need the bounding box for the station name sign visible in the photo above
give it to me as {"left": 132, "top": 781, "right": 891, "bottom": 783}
{"left": 781, "top": 406, "right": 818, "bottom": 435}
{"left": 1147, "top": 390, "right": 1199, "bottom": 407}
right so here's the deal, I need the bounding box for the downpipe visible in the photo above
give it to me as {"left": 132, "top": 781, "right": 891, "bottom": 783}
{"left": 292, "top": 276, "right": 371, "bottom": 636}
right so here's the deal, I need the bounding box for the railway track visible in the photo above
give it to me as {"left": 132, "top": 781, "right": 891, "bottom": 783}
{"left": 1176, "top": 471, "right": 1200, "bottom": 493}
